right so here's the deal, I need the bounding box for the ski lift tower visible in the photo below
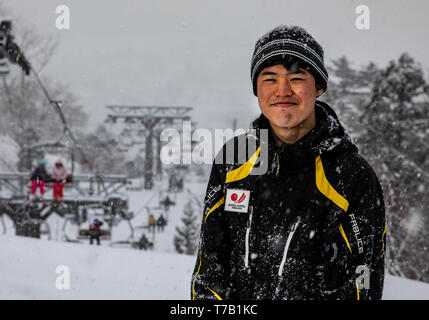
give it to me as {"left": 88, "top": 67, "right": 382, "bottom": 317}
{"left": 105, "top": 106, "right": 193, "bottom": 190}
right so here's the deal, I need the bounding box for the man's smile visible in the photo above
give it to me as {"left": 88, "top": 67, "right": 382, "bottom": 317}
{"left": 271, "top": 100, "right": 299, "bottom": 108}
{"left": 272, "top": 102, "right": 298, "bottom": 108}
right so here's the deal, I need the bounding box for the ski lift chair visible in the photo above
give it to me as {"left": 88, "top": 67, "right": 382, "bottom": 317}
{"left": 77, "top": 214, "right": 111, "bottom": 241}
{"left": 158, "top": 190, "right": 177, "bottom": 207}
{"left": 26, "top": 143, "right": 76, "bottom": 199}
{"left": 78, "top": 228, "right": 111, "bottom": 241}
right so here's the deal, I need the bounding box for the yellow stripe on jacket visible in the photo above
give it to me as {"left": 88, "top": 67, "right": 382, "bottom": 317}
{"left": 315, "top": 155, "right": 349, "bottom": 212}
{"left": 225, "top": 147, "right": 260, "bottom": 183}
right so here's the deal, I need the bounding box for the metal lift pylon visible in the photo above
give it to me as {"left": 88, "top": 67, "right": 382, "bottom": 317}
{"left": 105, "top": 105, "right": 193, "bottom": 190}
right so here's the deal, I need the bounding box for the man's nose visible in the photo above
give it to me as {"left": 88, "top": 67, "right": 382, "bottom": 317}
{"left": 276, "top": 78, "right": 293, "bottom": 96}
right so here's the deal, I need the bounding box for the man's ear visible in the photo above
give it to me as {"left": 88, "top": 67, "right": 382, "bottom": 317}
{"left": 316, "top": 84, "right": 324, "bottom": 97}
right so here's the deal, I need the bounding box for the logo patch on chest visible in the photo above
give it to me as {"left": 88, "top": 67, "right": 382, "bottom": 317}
{"left": 224, "top": 189, "right": 250, "bottom": 213}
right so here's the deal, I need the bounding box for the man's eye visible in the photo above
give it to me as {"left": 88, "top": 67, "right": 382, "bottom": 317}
{"left": 264, "top": 78, "right": 275, "bottom": 82}
{"left": 291, "top": 77, "right": 305, "bottom": 81}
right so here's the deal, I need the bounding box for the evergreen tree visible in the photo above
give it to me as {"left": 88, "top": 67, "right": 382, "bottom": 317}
{"left": 174, "top": 199, "right": 199, "bottom": 255}
{"left": 323, "top": 53, "right": 429, "bottom": 282}
{"left": 357, "top": 53, "right": 429, "bottom": 282}
{"left": 358, "top": 62, "right": 380, "bottom": 89}
{"left": 330, "top": 56, "right": 359, "bottom": 93}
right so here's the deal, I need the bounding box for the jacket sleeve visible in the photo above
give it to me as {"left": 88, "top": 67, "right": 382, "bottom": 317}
{"left": 31, "top": 167, "right": 40, "bottom": 180}
{"left": 325, "top": 167, "right": 386, "bottom": 300}
{"left": 61, "top": 168, "right": 68, "bottom": 180}
{"left": 190, "top": 161, "right": 231, "bottom": 300}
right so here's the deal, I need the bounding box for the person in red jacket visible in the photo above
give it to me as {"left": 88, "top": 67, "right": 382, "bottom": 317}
{"left": 89, "top": 218, "right": 103, "bottom": 245}
{"left": 51, "top": 159, "right": 68, "bottom": 202}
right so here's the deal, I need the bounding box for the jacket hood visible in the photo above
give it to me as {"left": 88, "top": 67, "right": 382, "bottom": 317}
{"left": 248, "top": 100, "right": 358, "bottom": 171}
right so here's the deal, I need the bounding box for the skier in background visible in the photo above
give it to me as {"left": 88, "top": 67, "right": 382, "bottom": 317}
{"left": 148, "top": 214, "right": 157, "bottom": 233}
{"left": 29, "top": 159, "right": 49, "bottom": 201}
{"left": 137, "top": 233, "right": 152, "bottom": 250}
{"left": 162, "top": 195, "right": 174, "bottom": 212}
{"left": 157, "top": 214, "right": 167, "bottom": 232}
{"left": 51, "top": 159, "right": 68, "bottom": 203}
{"left": 89, "top": 218, "right": 103, "bottom": 245}
{"left": 177, "top": 177, "right": 184, "bottom": 192}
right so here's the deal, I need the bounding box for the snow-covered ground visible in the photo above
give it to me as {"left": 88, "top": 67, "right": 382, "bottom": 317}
{"left": 1, "top": 233, "right": 429, "bottom": 300}
{"left": 0, "top": 233, "right": 195, "bottom": 299}
{"left": 0, "top": 169, "right": 207, "bottom": 299}
{"left": 1, "top": 168, "right": 428, "bottom": 300}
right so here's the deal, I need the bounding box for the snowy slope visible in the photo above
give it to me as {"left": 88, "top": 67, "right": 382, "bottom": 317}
{"left": 1, "top": 165, "right": 428, "bottom": 300}
{"left": 1, "top": 234, "right": 429, "bottom": 300}
{"left": 106, "top": 176, "right": 207, "bottom": 253}
{"left": 0, "top": 171, "right": 206, "bottom": 247}
{"left": 0, "top": 170, "right": 206, "bottom": 299}
{"left": 0, "top": 234, "right": 195, "bottom": 299}
{"left": 383, "top": 275, "right": 429, "bottom": 300}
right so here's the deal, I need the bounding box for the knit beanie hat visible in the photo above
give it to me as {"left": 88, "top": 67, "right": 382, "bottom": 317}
{"left": 251, "top": 25, "right": 328, "bottom": 96}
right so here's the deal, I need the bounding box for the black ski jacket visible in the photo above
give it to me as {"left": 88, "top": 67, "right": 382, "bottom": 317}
{"left": 191, "top": 101, "right": 386, "bottom": 300}
{"left": 30, "top": 165, "right": 49, "bottom": 181}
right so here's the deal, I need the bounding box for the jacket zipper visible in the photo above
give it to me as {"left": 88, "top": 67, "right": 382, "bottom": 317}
{"left": 278, "top": 216, "right": 301, "bottom": 276}
{"left": 276, "top": 153, "right": 280, "bottom": 176}
{"left": 244, "top": 206, "right": 254, "bottom": 268}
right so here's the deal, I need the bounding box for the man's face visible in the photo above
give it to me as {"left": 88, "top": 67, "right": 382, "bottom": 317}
{"left": 256, "top": 64, "right": 323, "bottom": 131}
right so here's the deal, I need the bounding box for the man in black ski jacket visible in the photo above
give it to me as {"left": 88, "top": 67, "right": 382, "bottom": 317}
{"left": 191, "top": 25, "right": 386, "bottom": 300}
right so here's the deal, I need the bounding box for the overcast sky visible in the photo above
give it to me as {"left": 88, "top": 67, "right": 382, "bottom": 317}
{"left": 3, "top": 0, "right": 429, "bottom": 132}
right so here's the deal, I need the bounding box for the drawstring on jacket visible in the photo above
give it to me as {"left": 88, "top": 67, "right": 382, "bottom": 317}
{"left": 244, "top": 206, "right": 254, "bottom": 268}
{"left": 278, "top": 217, "right": 301, "bottom": 276}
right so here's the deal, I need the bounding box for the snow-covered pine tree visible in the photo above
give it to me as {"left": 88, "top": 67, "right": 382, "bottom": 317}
{"left": 174, "top": 199, "right": 199, "bottom": 255}
{"left": 359, "top": 53, "right": 429, "bottom": 282}
{"left": 330, "top": 56, "right": 359, "bottom": 94}
{"left": 325, "top": 53, "right": 429, "bottom": 283}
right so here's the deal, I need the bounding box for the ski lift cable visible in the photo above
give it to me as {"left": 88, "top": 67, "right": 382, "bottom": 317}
{"left": 31, "top": 66, "right": 87, "bottom": 163}
{"left": 134, "top": 188, "right": 160, "bottom": 216}
{"left": 186, "top": 188, "right": 203, "bottom": 209}
{"left": 30, "top": 66, "right": 109, "bottom": 192}
{"left": 31, "top": 67, "right": 68, "bottom": 127}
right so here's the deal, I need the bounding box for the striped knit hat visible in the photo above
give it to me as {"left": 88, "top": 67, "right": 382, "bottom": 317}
{"left": 251, "top": 25, "right": 328, "bottom": 96}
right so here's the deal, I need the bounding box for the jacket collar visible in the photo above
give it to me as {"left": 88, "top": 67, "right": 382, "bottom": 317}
{"left": 247, "top": 100, "right": 358, "bottom": 172}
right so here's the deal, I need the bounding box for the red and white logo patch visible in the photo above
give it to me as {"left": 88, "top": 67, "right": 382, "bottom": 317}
{"left": 225, "top": 189, "right": 250, "bottom": 213}
{"left": 230, "top": 192, "right": 246, "bottom": 203}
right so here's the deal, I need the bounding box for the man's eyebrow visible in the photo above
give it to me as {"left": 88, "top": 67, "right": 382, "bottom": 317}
{"left": 260, "top": 71, "right": 278, "bottom": 76}
{"left": 260, "top": 69, "right": 307, "bottom": 76}
{"left": 287, "top": 69, "right": 307, "bottom": 75}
